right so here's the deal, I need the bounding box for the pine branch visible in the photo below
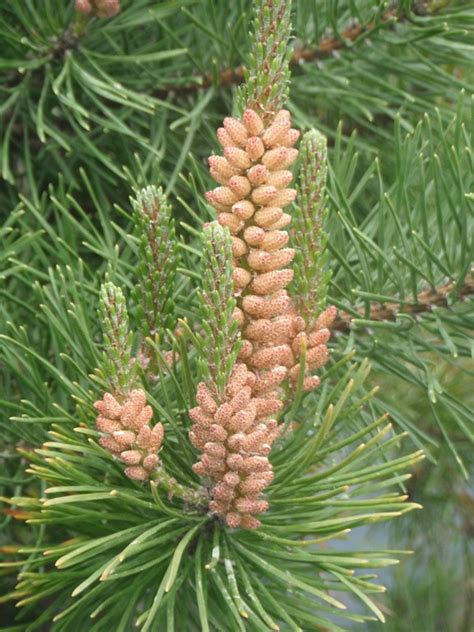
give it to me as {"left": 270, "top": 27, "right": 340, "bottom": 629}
{"left": 332, "top": 276, "right": 474, "bottom": 333}
{"left": 153, "top": 5, "right": 412, "bottom": 100}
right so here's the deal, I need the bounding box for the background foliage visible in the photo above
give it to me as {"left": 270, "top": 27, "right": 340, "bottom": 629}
{"left": 1, "top": 0, "right": 473, "bottom": 630}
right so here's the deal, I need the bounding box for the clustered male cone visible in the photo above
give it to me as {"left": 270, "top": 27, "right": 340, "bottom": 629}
{"left": 189, "top": 364, "right": 281, "bottom": 529}
{"left": 94, "top": 390, "right": 164, "bottom": 482}
{"left": 189, "top": 107, "right": 335, "bottom": 527}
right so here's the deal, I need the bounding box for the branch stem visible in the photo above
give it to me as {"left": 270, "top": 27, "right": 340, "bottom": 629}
{"left": 333, "top": 277, "right": 474, "bottom": 333}
{"left": 152, "top": 466, "right": 208, "bottom": 507}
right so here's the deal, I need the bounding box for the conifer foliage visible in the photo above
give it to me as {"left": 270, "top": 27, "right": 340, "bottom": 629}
{"left": 0, "top": 0, "right": 473, "bottom": 630}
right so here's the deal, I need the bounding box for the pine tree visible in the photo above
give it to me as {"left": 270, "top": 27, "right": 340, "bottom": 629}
{"left": 1, "top": 1, "right": 473, "bottom": 630}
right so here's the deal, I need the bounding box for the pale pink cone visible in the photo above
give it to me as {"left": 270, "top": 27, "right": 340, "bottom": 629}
{"left": 189, "top": 364, "right": 280, "bottom": 529}
{"left": 94, "top": 389, "right": 163, "bottom": 481}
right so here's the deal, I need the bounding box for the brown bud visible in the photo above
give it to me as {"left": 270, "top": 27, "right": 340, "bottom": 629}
{"left": 248, "top": 248, "right": 295, "bottom": 272}
{"left": 189, "top": 406, "right": 214, "bottom": 427}
{"left": 227, "top": 404, "right": 257, "bottom": 432}
{"left": 75, "top": 0, "right": 92, "bottom": 14}
{"left": 254, "top": 398, "right": 283, "bottom": 418}
{"left": 240, "top": 457, "right": 270, "bottom": 475}
{"left": 308, "top": 328, "right": 331, "bottom": 347}
{"left": 232, "top": 307, "right": 245, "bottom": 327}
{"left": 235, "top": 498, "right": 269, "bottom": 514}
{"left": 274, "top": 109, "right": 291, "bottom": 123}
{"left": 210, "top": 167, "right": 231, "bottom": 186}
{"left": 196, "top": 383, "right": 218, "bottom": 414}
{"left": 121, "top": 450, "right": 142, "bottom": 465}
{"left": 227, "top": 453, "right": 245, "bottom": 470}
{"left": 209, "top": 424, "right": 228, "bottom": 443}
{"left": 239, "top": 476, "right": 271, "bottom": 495}
{"left": 112, "top": 430, "right": 136, "bottom": 447}
{"left": 204, "top": 442, "right": 227, "bottom": 459}
{"left": 227, "top": 432, "right": 245, "bottom": 451}
{"left": 213, "top": 482, "right": 235, "bottom": 501}
{"left": 240, "top": 515, "right": 261, "bottom": 529}
{"left": 253, "top": 366, "right": 287, "bottom": 393}
{"left": 214, "top": 403, "right": 233, "bottom": 425}
{"left": 207, "top": 186, "right": 238, "bottom": 206}
{"left": 229, "top": 386, "right": 252, "bottom": 413}
{"left": 303, "top": 376, "right": 321, "bottom": 392}
{"left": 307, "top": 344, "right": 330, "bottom": 370}
{"left": 238, "top": 339, "right": 254, "bottom": 360}
{"left": 292, "top": 332, "right": 307, "bottom": 355}
{"left": 208, "top": 155, "right": 239, "bottom": 179}
{"left": 96, "top": 416, "right": 121, "bottom": 433}
{"left": 95, "top": 392, "right": 122, "bottom": 419}
{"left": 99, "top": 435, "right": 121, "bottom": 454}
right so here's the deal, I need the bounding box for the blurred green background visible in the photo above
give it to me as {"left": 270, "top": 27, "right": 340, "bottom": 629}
{"left": 1, "top": 1, "right": 473, "bottom": 629}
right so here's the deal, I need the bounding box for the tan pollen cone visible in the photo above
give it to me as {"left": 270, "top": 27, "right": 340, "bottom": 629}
{"left": 94, "top": 389, "right": 164, "bottom": 481}
{"left": 206, "top": 108, "right": 335, "bottom": 401}
{"left": 189, "top": 364, "right": 281, "bottom": 529}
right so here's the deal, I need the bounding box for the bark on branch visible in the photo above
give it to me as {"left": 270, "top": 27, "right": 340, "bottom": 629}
{"left": 332, "top": 276, "right": 474, "bottom": 333}
{"left": 155, "top": 8, "right": 402, "bottom": 99}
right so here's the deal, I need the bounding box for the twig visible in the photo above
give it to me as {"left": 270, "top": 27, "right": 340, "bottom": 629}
{"left": 154, "top": 8, "right": 402, "bottom": 98}
{"left": 332, "top": 276, "right": 474, "bottom": 333}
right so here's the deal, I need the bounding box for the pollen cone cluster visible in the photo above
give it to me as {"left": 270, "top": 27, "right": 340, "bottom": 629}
{"left": 189, "top": 364, "right": 281, "bottom": 529}
{"left": 94, "top": 389, "right": 163, "bottom": 481}
{"left": 206, "top": 108, "right": 334, "bottom": 398}
{"left": 75, "top": 0, "right": 121, "bottom": 18}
